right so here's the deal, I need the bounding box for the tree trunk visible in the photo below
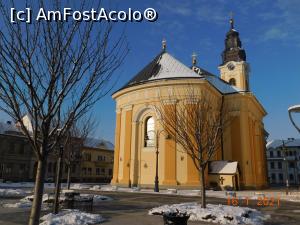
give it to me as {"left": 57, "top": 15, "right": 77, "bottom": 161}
{"left": 53, "top": 147, "right": 63, "bottom": 214}
{"left": 67, "top": 164, "right": 71, "bottom": 190}
{"left": 200, "top": 167, "right": 206, "bottom": 208}
{"left": 28, "top": 157, "right": 47, "bottom": 225}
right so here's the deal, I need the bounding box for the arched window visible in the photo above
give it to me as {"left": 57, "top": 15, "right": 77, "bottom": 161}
{"left": 229, "top": 78, "right": 236, "bottom": 86}
{"left": 145, "top": 117, "right": 155, "bottom": 147}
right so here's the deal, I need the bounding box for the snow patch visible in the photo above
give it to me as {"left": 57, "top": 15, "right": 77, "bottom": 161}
{"left": 71, "top": 184, "right": 91, "bottom": 190}
{"left": 149, "top": 202, "right": 269, "bottom": 225}
{"left": 3, "top": 200, "right": 32, "bottom": 208}
{"left": 0, "top": 188, "right": 28, "bottom": 198}
{"left": 40, "top": 209, "right": 104, "bottom": 225}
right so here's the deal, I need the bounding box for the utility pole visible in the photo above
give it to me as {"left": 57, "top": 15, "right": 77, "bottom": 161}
{"left": 53, "top": 145, "right": 64, "bottom": 214}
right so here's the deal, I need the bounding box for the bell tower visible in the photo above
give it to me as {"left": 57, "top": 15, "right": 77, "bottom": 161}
{"left": 219, "top": 17, "right": 250, "bottom": 91}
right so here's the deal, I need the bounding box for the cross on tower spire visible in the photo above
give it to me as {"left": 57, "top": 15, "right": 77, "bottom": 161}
{"left": 229, "top": 12, "right": 234, "bottom": 30}
{"left": 162, "top": 38, "right": 167, "bottom": 51}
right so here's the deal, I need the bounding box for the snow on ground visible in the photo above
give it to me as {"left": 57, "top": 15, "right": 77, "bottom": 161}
{"left": 149, "top": 203, "right": 269, "bottom": 225}
{"left": 77, "top": 194, "right": 112, "bottom": 202}
{"left": 0, "top": 188, "right": 28, "bottom": 198}
{"left": 2, "top": 193, "right": 112, "bottom": 209}
{"left": 97, "top": 185, "right": 300, "bottom": 203}
{"left": 2, "top": 194, "right": 53, "bottom": 209}
{"left": 22, "top": 194, "right": 64, "bottom": 203}
{"left": 1, "top": 182, "right": 299, "bottom": 203}
{"left": 3, "top": 200, "right": 32, "bottom": 208}
{"left": 40, "top": 209, "right": 104, "bottom": 225}
{"left": 71, "top": 184, "right": 92, "bottom": 190}
{"left": 0, "top": 182, "right": 34, "bottom": 188}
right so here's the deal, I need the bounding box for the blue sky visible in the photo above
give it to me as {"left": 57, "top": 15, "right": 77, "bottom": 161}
{"left": 1, "top": 0, "right": 300, "bottom": 142}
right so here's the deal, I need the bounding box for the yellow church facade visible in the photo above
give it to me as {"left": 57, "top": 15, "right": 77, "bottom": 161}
{"left": 111, "top": 20, "right": 268, "bottom": 190}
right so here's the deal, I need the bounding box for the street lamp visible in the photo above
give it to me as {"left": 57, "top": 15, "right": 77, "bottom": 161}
{"left": 145, "top": 129, "right": 165, "bottom": 192}
{"left": 288, "top": 105, "right": 300, "bottom": 134}
{"left": 282, "top": 141, "right": 289, "bottom": 195}
{"left": 288, "top": 105, "right": 300, "bottom": 187}
{"left": 282, "top": 138, "right": 298, "bottom": 195}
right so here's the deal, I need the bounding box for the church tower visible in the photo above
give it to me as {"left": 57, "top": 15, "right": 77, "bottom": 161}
{"left": 219, "top": 17, "right": 250, "bottom": 91}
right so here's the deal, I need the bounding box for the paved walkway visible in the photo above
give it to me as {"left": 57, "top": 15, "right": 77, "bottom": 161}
{"left": 1, "top": 190, "right": 300, "bottom": 224}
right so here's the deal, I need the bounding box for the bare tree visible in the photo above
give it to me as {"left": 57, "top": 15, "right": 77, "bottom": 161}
{"left": 64, "top": 115, "right": 98, "bottom": 190}
{"left": 52, "top": 115, "right": 97, "bottom": 214}
{"left": 158, "top": 87, "right": 229, "bottom": 208}
{"left": 0, "top": 1, "right": 128, "bottom": 224}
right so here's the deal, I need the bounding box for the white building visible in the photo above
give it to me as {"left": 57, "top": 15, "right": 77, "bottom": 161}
{"left": 266, "top": 138, "right": 300, "bottom": 186}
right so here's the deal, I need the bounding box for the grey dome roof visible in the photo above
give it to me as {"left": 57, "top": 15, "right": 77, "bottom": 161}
{"left": 118, "top": 51, "right": 241, "bottom": 94}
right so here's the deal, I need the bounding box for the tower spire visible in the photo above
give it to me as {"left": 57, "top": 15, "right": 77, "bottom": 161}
{"left": 229, "top": 12, "right": 234, "bottom": 30}
{"left": 162, "top": 38, "right": 167, "bottom": 51}
{"left": 221, "top": 16, "right": 246, "bottom": 65}
{"left": 191, "top": 52, "right": 197, "bottom": 66}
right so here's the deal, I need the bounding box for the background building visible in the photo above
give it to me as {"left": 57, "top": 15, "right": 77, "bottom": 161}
{"left": 0, "top": 121, "right": 114, "bottom": 183}
{"left": 266, "top": 138, "right": 300, "bottom": 186}
{"left": 81, "top": 138, "right": 114, "bottom": 182}
{"left": 0, "top": 121, "right": 36, "bottom": 182}
{"left": 111, "top": 19, "right": 268, "bottom": 190}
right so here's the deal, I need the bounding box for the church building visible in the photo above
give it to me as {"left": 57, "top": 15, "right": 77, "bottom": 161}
{"left": 111, "top": 19, "right": 268, "bottom": 190}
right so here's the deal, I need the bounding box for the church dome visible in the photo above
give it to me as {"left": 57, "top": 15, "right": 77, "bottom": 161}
{"left": 121, "top": 51, "right": 205, "bottom": 90}
{"left": 116, "top": 50, "right": 241, "bottom": 95}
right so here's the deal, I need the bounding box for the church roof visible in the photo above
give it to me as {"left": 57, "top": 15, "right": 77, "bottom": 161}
{"left": 122, "top": 51, "right": 203, "bottom": 89}
{"left": 119, "top": 51, "right": 241, "bottom": 95}
{"left": 205, "top": 75, "right": 241, "bottom": 94}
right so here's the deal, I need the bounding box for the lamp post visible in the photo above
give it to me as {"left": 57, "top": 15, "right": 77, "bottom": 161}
{"left": 288, "top": 105, "right": 300, "bottom": 188}
{"left": 145, "top": 129, "right": 165, "bottom": 192}
{"left": 154, "top": 130, "right": 165, "bottom": 192}
{"left": 282, "top": 139, "right": 296, "bottom": 195}
{"left": 282, "top": 140, "right": 289, "bottom": 195}
{"left": 288, "top": 105, "right": 300, "bottom": 134}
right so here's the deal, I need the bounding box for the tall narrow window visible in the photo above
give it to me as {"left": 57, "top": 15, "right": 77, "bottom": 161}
{"left": 145, "top": 117, "right": 155, "bottom": 147}
{"left": 229, "top": 78, "right": 236, "bottom": 86}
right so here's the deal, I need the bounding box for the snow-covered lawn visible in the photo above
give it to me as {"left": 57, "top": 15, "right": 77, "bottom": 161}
{"left": 2, "top": 193, "right": 112, "bottom": 209}
{"left": 77, "top": 194, "right": 112, "bottom": 202}
{"left": 40, "top": 209, "right": 104, "bottom": 225}
{"left": 23, "top": 194, "right": 60, "bottom": 203}
{"left": 70, "top": 184, "right": 92, "bottom": 190}
{"left": 2, "top": 182, "right": 298, "bottom": 204}
{"left": 149, "top": 203, "right": 269, "bottom": 225}
{"left": 2, "top": 194, "right": 50, "bottom": 209}
{"left": 0, "top": 182, "right": 34, "bottom": 188}
{"left": 0, "top": 188, "right": 28, "bottom": 198}
{"left": 3, "top": 200, "right": 32, "bottom": 208}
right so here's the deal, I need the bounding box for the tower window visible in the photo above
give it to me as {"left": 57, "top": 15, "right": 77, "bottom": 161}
{"left": 229, "top": 78, "right": 236, "bottom": 86}
{"left": 145, "top": 116, "right": 155, "bottom": 147}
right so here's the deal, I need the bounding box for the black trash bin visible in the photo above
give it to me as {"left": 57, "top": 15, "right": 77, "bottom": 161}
{"left": 162, "top": 211, "right": 190, "bottom": 225}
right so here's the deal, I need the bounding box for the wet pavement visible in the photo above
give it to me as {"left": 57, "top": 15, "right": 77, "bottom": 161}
{"left": 0, "top": 190, "right": 300, "bottom": 224}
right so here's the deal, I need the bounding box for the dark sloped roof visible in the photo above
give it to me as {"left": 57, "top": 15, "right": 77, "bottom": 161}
{"left": 123, "top": 51, "right": 164, "bottom": 88}
{"left": 117, "top": 51, "right": 241, "bottom": 95}
{"left": 120, "top": 51, "right": 204, "bottom": 90}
